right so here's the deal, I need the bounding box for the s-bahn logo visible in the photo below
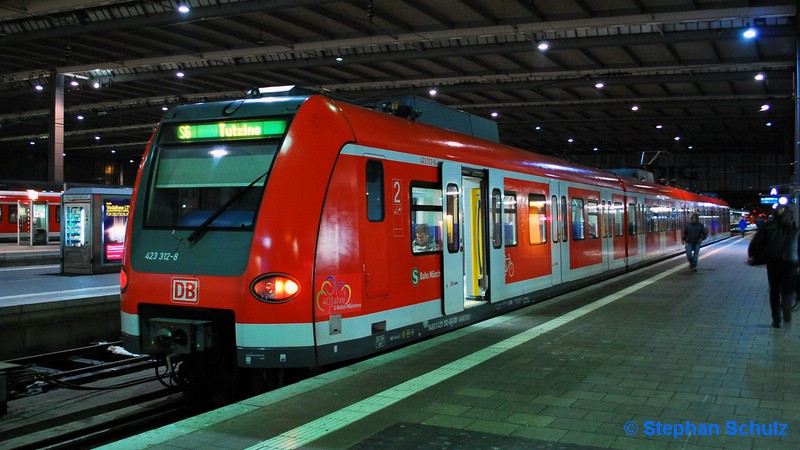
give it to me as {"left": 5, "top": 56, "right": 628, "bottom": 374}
{"left": 171, "top": 277, "right": 199, "bottom": 303}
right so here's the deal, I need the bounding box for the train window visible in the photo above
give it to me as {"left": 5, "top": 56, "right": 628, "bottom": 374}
{"left": 0, "top": 205, "right": 3, "bottom": 224}
{"left": 587, "top": 199, "right": 599, "bottom": 239}
{"left": 571, "top": 198, "right": 585, "bottom": 240}
{"left": 551, "top": 195, "right": 559, "bottom": 242}
{"left": 491, "top": 189, "right": 502, "bottom": 249}
{"left": 9, "top": 205, "right": 17, "bottom": 224}
{"left": 627, "top": 203, "right": 637, "bottom": 235}
{"left": 445, "top": 184, "right": 460, "bottom": 253}
{"left": 144, "top": 140, "right": 278, "bottom": 228}
{"left": 529, "top": 194, "right": 547, "bottom": 245}
{"left": 560, "top": 196, "right": 568, "bottom": 242}
{"left": 614, "top": 202, "right": 623, "bottom": 236}
{"left": 645, "top": 205, "right": 654, "bottom": 233}
{"left": 366, "top": 160, "right": 384, "bottom": 222}
{"left": 56, "top": 205, "right": 61, "bottom": 223}
{"left": 410, "top": 184, "right": 443, "bottom": 254}
{"left": 504, "top": 191, "right": 518, "bottom": 247}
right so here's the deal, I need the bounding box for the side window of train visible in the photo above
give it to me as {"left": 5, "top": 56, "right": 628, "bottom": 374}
{"left": 646, "top": 204, "right": 654, "bottom": 233}
{"left": 491, "top": 189, "right": 502, "bottom": 249}
{"left": 504, "top": 191, "right": 518, "bottom": 247}
{"left": 587, "top": 199, "right": 599, "bottom": 239}
{"left": 529, "top": 193, "right": 547, "bottom": 245}
{"left": 571, "top": 197, "right": 585, "bottom": 240}
{"left": 366, "top": 160, "right": 384, "bottom": 222}
{"left": 627, "top": 203, "right": 637, "bottom": 235}
{"left": 445, "top": 184, "right": 460, "bottom": 253}
{"left": 56, "top": 205, "right": 61, "bottom": 223}
{"left": 0, "top": 205, "right": 3, "bottom": 224}
{"left": 550, "top": 195, "right": 559, "bottom": 242}
{"left": 560, "top": 196, "right": 569, "bottom": 242}
{"left": 410, "top": 183, "right": 443, "bottom": 254}
{"left": 614, "top": 202, "right": 624, "bottom": 236}
{"left": 9, "top": 205, "right": 17, "bottom": 224}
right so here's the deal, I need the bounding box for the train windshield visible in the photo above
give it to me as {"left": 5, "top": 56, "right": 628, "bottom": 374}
{"left": 145, "top": 121, "right": 285, "bottom": 229}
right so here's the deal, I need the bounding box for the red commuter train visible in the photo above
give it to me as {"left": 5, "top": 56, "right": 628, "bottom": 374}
{"left": 120, "top": 89, "right": 729, "bottom": 389}
{"left": 0, "top": 190, "right": 62, "bottom": 242}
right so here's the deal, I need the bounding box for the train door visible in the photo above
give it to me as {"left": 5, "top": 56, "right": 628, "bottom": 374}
{"left": 462, "top": 171, "right": 488, "bottom": 306}
{"left": 549, "top": 181, "right": 568, "bottom": 285}
{"left": 487, "top": 170, "right": 504, "bottom": 302}
{"left": 441, "top": 162, "right": 490, "bottom": 314}
{"left": 16, "top": 201, "right": 30, "bottom": 244}
{"left": 625, "top": 194, "right": 644, "bottom": 266}
{"left": 609, "top": 193, "right": 627, "bottom": 269}
{"left": 441, "top": 161, "right": 464, "bottom": 314}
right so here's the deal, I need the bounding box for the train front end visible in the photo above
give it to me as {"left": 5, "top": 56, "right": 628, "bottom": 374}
{"left": 120, "top": 92, "right": 351, "bottom": 387}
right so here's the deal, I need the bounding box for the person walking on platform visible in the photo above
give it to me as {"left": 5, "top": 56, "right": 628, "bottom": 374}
{"left": 738, "top": 217, "right": 748, "bottom": 237}
{"left": 681, "top": 212, "right": 707, "bottom": 272}
{"left": 748, "top": 206, "right": 799, "bottom": 328}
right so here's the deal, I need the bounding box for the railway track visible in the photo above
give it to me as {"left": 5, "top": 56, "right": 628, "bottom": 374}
{"left": 0, "top": 343, "right": 209, "bottom": 449}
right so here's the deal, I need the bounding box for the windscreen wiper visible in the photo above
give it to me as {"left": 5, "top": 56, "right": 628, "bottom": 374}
{"left": 187, "top": 170, "right": 269, "bottom": 244}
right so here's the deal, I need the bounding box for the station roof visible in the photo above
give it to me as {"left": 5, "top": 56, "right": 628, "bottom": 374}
{"left": 0, "top": 0, "right": 795, "bottom": 162}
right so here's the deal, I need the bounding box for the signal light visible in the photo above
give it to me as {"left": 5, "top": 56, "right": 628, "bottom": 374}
{"left": 251, "top": 274, "right": 300, "bottom": 303}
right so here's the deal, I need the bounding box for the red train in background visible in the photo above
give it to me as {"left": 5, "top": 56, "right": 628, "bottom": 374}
{"left": 120, "top": 88, "right": 729, "bottom": 391}
{"left": 0, "top": 190, "right": 62, "bottom": 242}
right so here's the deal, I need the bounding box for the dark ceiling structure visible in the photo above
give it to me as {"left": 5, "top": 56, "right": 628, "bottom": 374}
{"left": 0, "top": 0, "right": 796, "bottom": 171}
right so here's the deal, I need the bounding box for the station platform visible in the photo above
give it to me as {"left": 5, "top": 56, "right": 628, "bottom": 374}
{"left": 101, "top": 235, "right": 800, "bottom": 450}
{"left": 0, "top": 245, "right": 120, "bottom": 360}
{"left": 0, "top": 241, "right": 60, "bottom": 267}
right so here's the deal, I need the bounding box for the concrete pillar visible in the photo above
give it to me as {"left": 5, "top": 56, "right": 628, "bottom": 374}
{"left": 48, "top": 72, "right": 64, "bottom": 183}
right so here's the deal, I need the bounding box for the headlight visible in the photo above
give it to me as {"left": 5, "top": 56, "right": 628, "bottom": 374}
{"left": 250, "top": 273, "right": 300, "bottom": 303}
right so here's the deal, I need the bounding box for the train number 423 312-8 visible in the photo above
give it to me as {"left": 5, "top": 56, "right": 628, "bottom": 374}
{"left": 144, "top": 251, "right": 179, "bottom": 261}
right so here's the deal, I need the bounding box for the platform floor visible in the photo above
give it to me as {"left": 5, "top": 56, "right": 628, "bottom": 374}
{"left": 101, "top": 235, "right": 800, "bottom": 450}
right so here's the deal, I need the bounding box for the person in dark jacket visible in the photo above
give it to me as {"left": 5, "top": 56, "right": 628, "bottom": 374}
{"left": 681, "top": 212, "right": 708, "bottom": 272}
{"left": 748, "top": 206, "right": 799, "bottom": 328}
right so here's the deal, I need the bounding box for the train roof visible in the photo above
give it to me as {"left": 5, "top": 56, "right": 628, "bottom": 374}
{"left": 162, "top": 92, "right": 727, "bottom": 208}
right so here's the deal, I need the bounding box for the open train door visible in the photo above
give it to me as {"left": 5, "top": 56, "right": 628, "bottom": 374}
{"left": 549, "top": 181, "right": 567, "bottom": 285}
{"left": 441, "top": 161, "right": 464, "bottom": 315}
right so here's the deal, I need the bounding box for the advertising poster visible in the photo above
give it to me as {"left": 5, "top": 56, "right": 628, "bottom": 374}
{"left": 102, "top": 198, "right": 131, "bottom": 263}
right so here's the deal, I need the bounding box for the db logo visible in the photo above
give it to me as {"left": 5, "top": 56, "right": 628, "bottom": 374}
{"left": 171, "top": 278, "right": 199, "bottom": 303}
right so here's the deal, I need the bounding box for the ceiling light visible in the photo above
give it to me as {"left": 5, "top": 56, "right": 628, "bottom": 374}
{"left": 77, "top": 115, "right": 84, "bottom": 120}
{"left": 111, "top": 149, "right": 116, "bottom": 154}
{"left": 94, "top": 136, "right": 101, "bottom": 140}
{"left": 537, "top": 41, "right": 549, "bottom": 51}
{"left": 177, "top": 3, "right": 190, "bottom": 13}
{"left": 335, "top": 55, "right": 343, "bottom": 62}
{"left": 674, "top": 136, "right": 681, "bottom": 141}
{"left": 631, "top": 105, "right": 639, "bottom": 111}
{"left": 92, "top": 81, "right": 100, "bottom": 89}
{"left": 176, "top": 70, "right": 185, "bottom": 78}
{"left": 593, "top": 147, "right": 599, "bottom": 152}
{"left": 766, "top": 122, "right": 773, "bottom": 127}
{"left": 567, "top": 138, "right": 574, "bottom": 143}
{"left": 490, "top": 112, "right": 499, "bottom": 118}
{"left": 755, "top": 73, "right": 765, "bottom": 81}
{"left": 162, "top": 105, "right": 169, "bottom": 111}
{"left": 655, "top": 124, "right": 663, "bottom": 129}
{"left": 70, "top": 79, "right": 80, "bottom": 87}
{"left": 760, "top": 104, "right": 770, "bottom": 111}
{"left": 34, "top": 84, "right": 43, "bottom": 91}
{"left": 595, "top": 81, "right": 604, "bottom": 89}
{"left": 429, "top": 88, "right": 437, "bottom": 96}
{"left": 29, "top": 141, "right": 35, "bottom": 145}
{"left": 742, "top": 28, "right": 757, "bottom": 39}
